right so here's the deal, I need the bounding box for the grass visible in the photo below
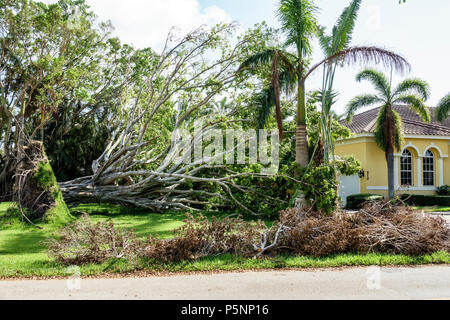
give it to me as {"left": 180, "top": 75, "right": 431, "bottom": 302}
{"left": 0, "top": 202, "right": 449, "bottom": 278}
{"left": 412, "top": 206, "right": 450, "bottom": 213}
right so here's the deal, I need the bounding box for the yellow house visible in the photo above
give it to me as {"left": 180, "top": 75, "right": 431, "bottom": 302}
{"left": 335, "top": 105, "right": 450, "bottom": 202}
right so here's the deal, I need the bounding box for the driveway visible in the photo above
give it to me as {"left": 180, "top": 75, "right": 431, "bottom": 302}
{"left": 1, "top": 266, "right": 449, "bottom": 300}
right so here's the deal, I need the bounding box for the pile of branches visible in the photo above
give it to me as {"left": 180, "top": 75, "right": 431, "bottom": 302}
{"left": 352, "top": 201, "right": 450, "bottom": 255}
{"left": 45, "top": 214, "right": 141, "bottom": 264}
{"left": 46, "top": 201, "right": 450, "bottom": 265}
{"left": 275, "top": 202, "right": 449, "bottom": 256}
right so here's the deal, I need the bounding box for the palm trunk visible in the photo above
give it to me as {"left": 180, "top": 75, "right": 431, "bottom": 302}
{"left": 385, "top": 104, "right": 395, "bottom": 200}
{"left": 387, "top": 151, "right": 395, "bottom": 200}
{"left": 296, "top": 80, "right": 309, "bottom": 167}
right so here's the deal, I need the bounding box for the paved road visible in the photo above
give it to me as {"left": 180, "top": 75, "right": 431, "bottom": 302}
{"left": 1, "top": 266, "right": 449, "bottom": 300}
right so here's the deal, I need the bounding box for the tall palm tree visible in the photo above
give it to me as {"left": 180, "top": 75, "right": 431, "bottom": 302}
{"left": 317, "top": 0, "right": 362, "bottom": 164}
{"left": 435, "top": 93, "right": 450, "bottom": 122}
{"left": 239, "top": 0, "right": 410, "bottom": 168}
{"left": 345, "top": 69, "right": 431, "bottom": 199}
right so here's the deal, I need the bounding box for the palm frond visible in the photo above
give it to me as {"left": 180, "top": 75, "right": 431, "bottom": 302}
{"left": 254, "top": 68, "right": 297, "bottom": 132}
{"left": 394, "top": 78, "right": 430, "bottom": 101}
{"left": 278, "top": 0, "right": 319, "bottom": 57}
{"left": 392, "top": 110, "right": 404, "bottom": 151}
{"left": 304, "top": 47, "right": 410, "bottom": 81}
{"left": 395, "top": 94, "right": 431, "bottom": 123}
{"left": 278, "top": 67, "right": 298, "bottom": 96}
{"left": 317, "top": 26, "right": 332, "bottom": 56}
{"left": 255, "top": 87, "right": 276, "bottom": 130}
{"left": 317, "top": 88, "right": 339, "bottom": 113}
{"left": 345, "top": 94, "right": 383, "bottom": 123}
{"left": 356, "top": 69, "right": 391, "bottom": 97}
{"left": 238, "top": 49, "right": 278, "bottom": 72}
{"left": 435, "top": 93, "right": 450, "bottom": 122}
{"left": 374, "top": 105, "right": 404, "bottom": 152}
{"left": 330, "top": 0, "right": 362, "bottom": 54}
{"left": 374, "top": 105, "right": 388, "bottom": 152}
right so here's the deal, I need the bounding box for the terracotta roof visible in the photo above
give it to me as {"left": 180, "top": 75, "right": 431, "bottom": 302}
{"left": 340, "top": 105, "right": 450, "bottom": 136}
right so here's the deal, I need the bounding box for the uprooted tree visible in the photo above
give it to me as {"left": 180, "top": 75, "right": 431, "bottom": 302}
{"left": 0, "top": 0, "right": 154, "bottom": 219}
{"left": 58, "top": 23, "right": 290, "bottom": 214}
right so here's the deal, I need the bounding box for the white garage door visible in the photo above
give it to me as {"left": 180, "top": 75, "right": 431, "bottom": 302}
{"left": 338, "top": 175, "right": 361, "bottom": 207}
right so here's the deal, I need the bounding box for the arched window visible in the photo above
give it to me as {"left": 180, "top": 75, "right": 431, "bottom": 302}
{"left": 423, "top": 150, "right": 435, "bottom": 186}
{"left": 400, "top": 149, "right": 413, "bottom": 186}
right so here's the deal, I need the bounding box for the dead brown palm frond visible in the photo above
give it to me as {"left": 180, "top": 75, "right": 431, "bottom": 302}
{"left": 303, "top": 46, "right": 411, "bottom": 82}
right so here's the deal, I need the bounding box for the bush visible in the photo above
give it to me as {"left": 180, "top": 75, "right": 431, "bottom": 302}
{"left": 346, "top": 194, "right": 384, "bottom": 209}
{"left": 334, "top": 155, "right": 362, "bottom": 176}
{"left": 400, "top": 194, "right": 450, "bottom": 207}
{"left": 302, "top": 165, "right": 338, "bottom": 214}
{"left": 436, "top": 185, "right": 450, "bottom": 196}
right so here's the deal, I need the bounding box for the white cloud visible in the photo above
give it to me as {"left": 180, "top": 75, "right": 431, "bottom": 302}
{"left": 76, "top": 0, "right": 232, "bottom": 49}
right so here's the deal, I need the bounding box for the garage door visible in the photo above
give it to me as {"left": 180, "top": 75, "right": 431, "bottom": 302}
{"left": 338, "top": 175, "right": 361, "bottom": 207}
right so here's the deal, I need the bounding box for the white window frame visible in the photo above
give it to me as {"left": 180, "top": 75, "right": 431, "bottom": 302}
{"left": 400, "top": 149, "right": 413, "bottom": 186}
{"left": 423, "top": 150, "right": 435, "bottom": 186}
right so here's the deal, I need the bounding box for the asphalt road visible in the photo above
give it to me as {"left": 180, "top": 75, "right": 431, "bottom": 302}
{"left": 1, "top": 266, "right": 449, "bottom": 300}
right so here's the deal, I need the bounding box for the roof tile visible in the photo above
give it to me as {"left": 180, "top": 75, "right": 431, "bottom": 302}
{"left": 340, "top": 105, "right": 450, "bottom": 136}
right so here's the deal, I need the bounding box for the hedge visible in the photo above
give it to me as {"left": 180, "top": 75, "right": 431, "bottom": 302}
{"left": 400, "top": 194, "right": 450, "bottom": 207}
{"left": 436, "top": 185, "right": 450, "bottom": 196}
{"left": 346, "top": 194, "right": 384, "bottom": 209}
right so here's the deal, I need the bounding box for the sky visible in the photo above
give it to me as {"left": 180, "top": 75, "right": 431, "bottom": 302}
{"left": 42, "top": 0, "right": 450, "bottom": 115}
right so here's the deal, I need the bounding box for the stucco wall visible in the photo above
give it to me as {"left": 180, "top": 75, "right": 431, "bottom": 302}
{"left": 335, "top": 135, "right": 450, "bottom": 199}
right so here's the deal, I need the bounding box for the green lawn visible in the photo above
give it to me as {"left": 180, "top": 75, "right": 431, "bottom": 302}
{"left": 0, "top": 202, "right": 449, "bottom": 278}
{"left": 412, "top": 206, "right": 450, "bottom": 213}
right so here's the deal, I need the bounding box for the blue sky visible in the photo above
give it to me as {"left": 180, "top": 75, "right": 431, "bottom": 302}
{"left": 197, "top": 0, "right": 450, "bottom": 113}
{"left": 43, "top": 0, "right": 449, "bottom": 114}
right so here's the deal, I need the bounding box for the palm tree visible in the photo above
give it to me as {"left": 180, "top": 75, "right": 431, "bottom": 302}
{"left": 317, "top": 0, "right": 361, "bottom": 164}
{"left": 239, "top": 0, "right": 410, "bottom": 168}
{"left": 435, "top": 93, "right": 450, "bottom": 122}
{"left": 345, "top": 69, "right": 431, "bottom": 199}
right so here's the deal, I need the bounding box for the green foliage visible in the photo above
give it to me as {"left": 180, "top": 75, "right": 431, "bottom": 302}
{"left": 436, "top": 185, "right": 450, "bottom": 196}
{"left": 334, "top": 155, "right": 362, "bottom": 176}
{"left": 0, "top": 201, "right": 449, "bottom": 278}
{"left": 346, "top": 194, "right": 384, "bottom": 209}
{"left": 436, "top": 93, "right": 450, "bottom": 122}
{"left": 32, "top": 160, "right": 72, "bottom": 225}
{"left": 374, "top": 105, "right": 404, "bottom": 152}
{"left": 306, "top": 97, "right": 351, "bottom": 148}
{"left": 302, "top": 165, "right": 338, "bottom": 214}
{"left": 401, "top": 194, "right": 450, "bottom": 207}
{"left": 278, "top": 0, "right": 318, "bottom": 57}
{"left": 33, "top": 161, "right": 57, "bottom": 191}
{"left": 44, "top": 119, "right": 110, "bottom": 181}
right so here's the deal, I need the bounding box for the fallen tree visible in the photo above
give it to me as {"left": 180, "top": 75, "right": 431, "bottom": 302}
{"left": 59, "top": 24, "right": 288, "bottom": 214}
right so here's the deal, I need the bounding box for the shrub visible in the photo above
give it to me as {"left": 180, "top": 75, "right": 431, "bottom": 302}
{"left": 334, "top": 155, "right": 362, "bottom": 176}
{"left": 302, "top": 165, "right": 338, "bottom": 214}
{"left": 45, "top": 214, "right": 141, "bottom": 264}
{"left": 400, "top": 194, "right": 450, "bottom": 207}
{"left": 346, "top": 194, "right": 384, "bottom": 209}
{"left": 436, "top": 185, "right": 450, "bottom": 196}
